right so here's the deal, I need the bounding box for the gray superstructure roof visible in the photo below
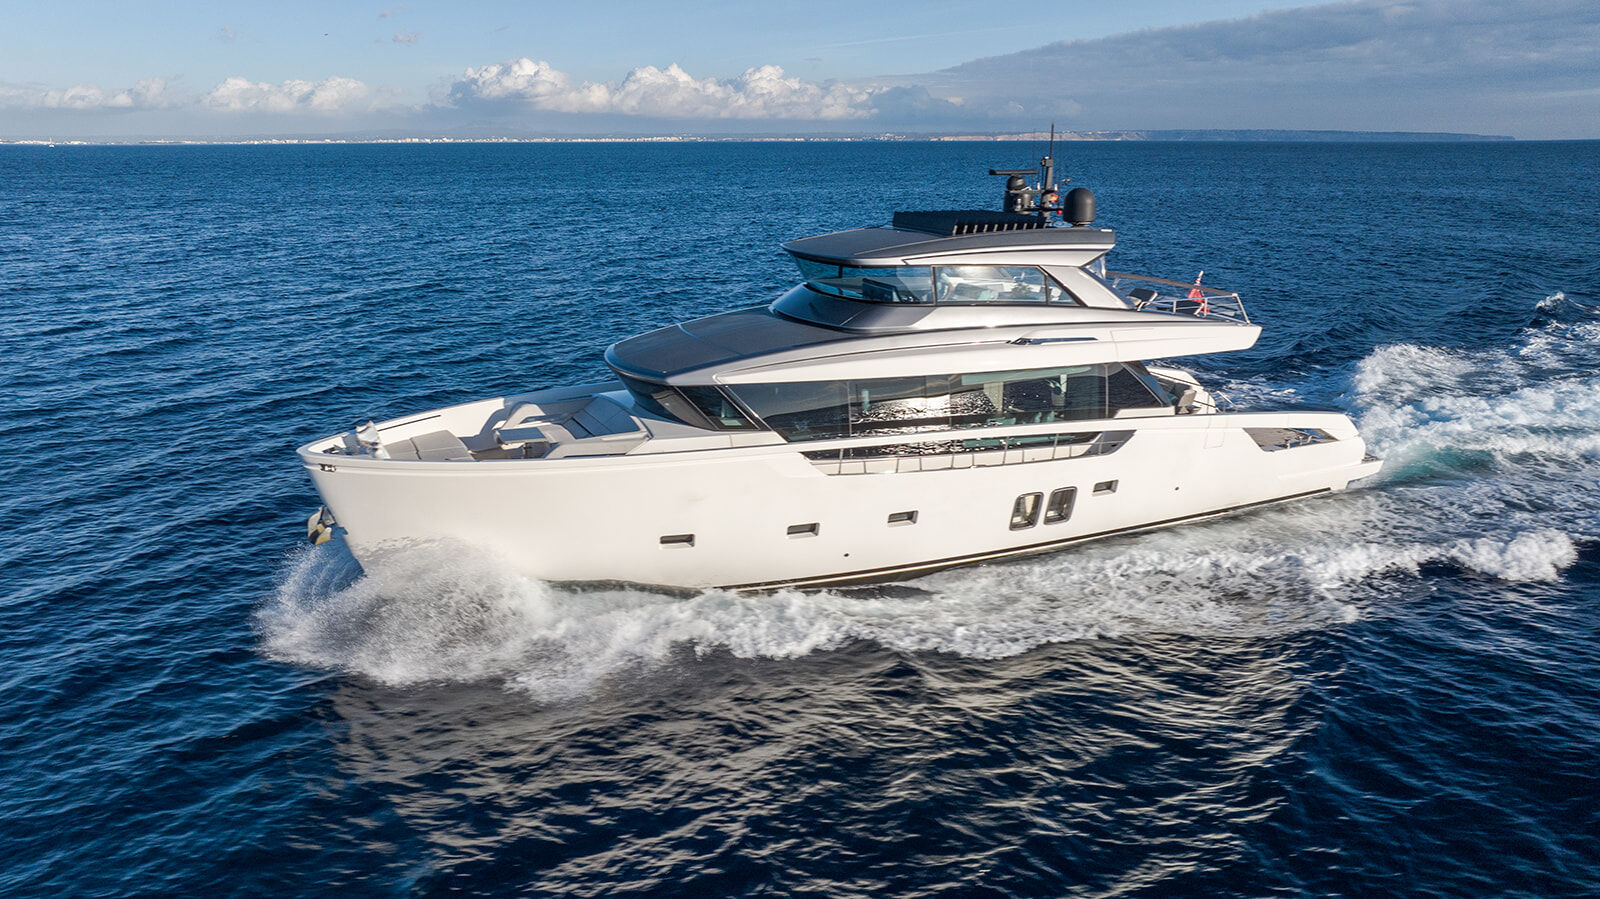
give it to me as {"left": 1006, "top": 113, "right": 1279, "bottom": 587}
{"left": 783, "top": 224, "right": 1116, "bottom": 267}
{"left": 606, "top": 306, "right": 854, "bottom": 380}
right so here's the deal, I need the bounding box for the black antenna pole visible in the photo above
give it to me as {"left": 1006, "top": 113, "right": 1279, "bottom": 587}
{"left": 1035, "top": 122, "right": 1057, "bottom": 219}
{"left": 1047, "top": 122, "right": 1056, "bottom": 189}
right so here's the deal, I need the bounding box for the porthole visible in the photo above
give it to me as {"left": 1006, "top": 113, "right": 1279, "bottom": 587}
{"left": 1045, "top": 487, "right": 1077, "bottom": 524}
{"left": 887, "top": 510, "right": 918, "bottom": 526}
{"left": 1010, "top": 493, "right": 1043, "bottom": 530}
{"left": 787, "top": 523, "right": 820, "bottom": 538}
{"left": 1093, "top": 480, "right": 1118, "bottom": 495}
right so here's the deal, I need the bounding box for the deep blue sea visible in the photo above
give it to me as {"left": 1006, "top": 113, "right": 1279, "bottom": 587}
{"left": 2, "top": 140, "right": 1598, "bottom": 896}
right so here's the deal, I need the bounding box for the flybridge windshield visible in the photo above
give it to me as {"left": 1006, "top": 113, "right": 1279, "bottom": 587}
{"left": 794, "top": 259, "right": 935, "bottom": 303}
{"left": 793, "top": 258, "right": 1076, "bottom": 305}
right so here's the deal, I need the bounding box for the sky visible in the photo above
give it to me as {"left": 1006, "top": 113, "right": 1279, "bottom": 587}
{"left": 1, "top": 0, "right": 1597, "bottom": 140}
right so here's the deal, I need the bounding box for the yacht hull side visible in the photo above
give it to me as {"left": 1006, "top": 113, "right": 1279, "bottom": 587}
{"left": 302, "top": 412, "right": 1378, "bottom": 590}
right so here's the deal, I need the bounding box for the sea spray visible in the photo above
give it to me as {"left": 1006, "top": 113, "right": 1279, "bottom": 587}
{"left": 260, "top": 300, "right": 1595, "bottom": 697}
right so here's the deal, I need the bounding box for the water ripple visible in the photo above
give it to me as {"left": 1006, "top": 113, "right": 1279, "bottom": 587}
{"left": 2, "top": 141, "right": 1598, "bottom": 896}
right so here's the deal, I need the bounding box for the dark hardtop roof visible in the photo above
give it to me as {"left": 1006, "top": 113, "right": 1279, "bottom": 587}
{"left": 782, "top": 219, "right": 1115, "bottom": 266}
{"left": 606, "top": 306, "right": 853, "bottom": 380}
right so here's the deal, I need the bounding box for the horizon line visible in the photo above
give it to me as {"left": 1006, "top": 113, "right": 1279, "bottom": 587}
{"left": 0, "top": 127, "right": 1528, "bottom": 147}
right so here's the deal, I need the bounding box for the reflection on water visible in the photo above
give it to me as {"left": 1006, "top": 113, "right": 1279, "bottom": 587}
{"left": 8, "top": 141, "right": 1599, "bottom": 896}
{"left": 252, "top": 281, "right": 1599, "bottom": 892}
{"left": 316, "top": 632, "right": 1321, "bottom": 893}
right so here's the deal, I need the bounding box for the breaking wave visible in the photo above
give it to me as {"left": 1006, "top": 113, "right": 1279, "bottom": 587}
{"left": 258, "top": 293, "right": 1592, "bottom": 699}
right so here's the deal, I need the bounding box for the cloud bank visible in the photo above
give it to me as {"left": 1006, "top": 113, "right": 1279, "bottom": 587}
{"left": 448, "top": 59, "right": 878, "bottom": 120}
{"left": 203, "top": 76, "right": 375, "bottom": 114}
{"left": 1, "top": 75, "right": 392, "bottom": 117}
{"left": 911, "top": 0, "right": 1600, "bottom": 134}
{"left": 1, "top": 0, "right": 1596, "bottom": 138}
{"left": 0, "top": 77, "right": 181, "bottom": 111}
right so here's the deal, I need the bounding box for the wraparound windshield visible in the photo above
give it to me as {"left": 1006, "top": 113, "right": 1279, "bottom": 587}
{"left": 794, "top": 258, "right": 1076, "bottom": 305}
{"left": 794, "top": 259, "right": 935, "bottom": 303}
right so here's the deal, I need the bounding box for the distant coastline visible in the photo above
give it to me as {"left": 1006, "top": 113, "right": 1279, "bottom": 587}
{"left": 942, "top": 129, "right": 1517, "bottom": 142}
{"left": 0, "top": 128, "right": 1518, "bottom": 146}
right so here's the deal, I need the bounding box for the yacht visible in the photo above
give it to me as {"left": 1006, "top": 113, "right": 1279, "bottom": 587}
{"left": 299, "top": 153, "right": 1381, "bottom": 590}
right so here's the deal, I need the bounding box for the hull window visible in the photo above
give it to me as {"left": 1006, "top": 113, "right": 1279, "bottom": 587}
{"left": 1094, "top": 480, "right": 1118, "bottom": 495}
{"left": 787, "top": 523, "right": 820, "bottom": 538}
{"left": 887, "top": 510, "right": 918, "bottom": 526}
{"left": 660, "top": 533, "right": 695, "bottom": 547}
{"left": 1011, "top": 493, "right": 1043, "bottom": 530}
{"left": 1044, "top": 487, "right": 1077, "bottom": 524}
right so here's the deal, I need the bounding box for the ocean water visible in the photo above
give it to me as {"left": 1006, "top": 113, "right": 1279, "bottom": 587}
{"left": 2, "top": 140, "right": 1598, "bottom": 896}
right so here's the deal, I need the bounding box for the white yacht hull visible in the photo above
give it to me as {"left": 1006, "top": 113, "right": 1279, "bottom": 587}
{"left": 301, "top": 409, "right": 1378, "bottom": 590}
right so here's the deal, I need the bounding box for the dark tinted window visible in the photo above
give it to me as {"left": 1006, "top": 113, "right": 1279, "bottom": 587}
{"left": 1124, "top": 361, "right": 1178, "bottom": 405}
{"left": 618, "top": 375, "right": 759, "bottom": 431}
{"left": 733, "top": 364, "right": 1170, "bottom": 441}
{"left": 727, "top": 381, "right": 850, "bottom": 441}
{"left": 1106, "top": 366, "right": 1167, "bottom": 412}
{"left": 678, "top": 385, "right": 758, "bottom": 430}
{"left": 964, "top": 366, "right": 1104, "bottom": 425}
{"left": 617, "top": 374, "right": 697, "bottom": 426}
{"left": 946, "top": 375, "right": 1004, "bottom": 427}
{"left": 849, "top": 376, "right": 947, "bottom": 436}
{"left": 793, "top": 259, "right": 936, "bottom": 304}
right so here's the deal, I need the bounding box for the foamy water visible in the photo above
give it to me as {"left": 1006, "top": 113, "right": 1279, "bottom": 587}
{"left": 13, "top": 141, "right": 1599, "bottom": 897}
{"left": 258, "top": 295, "right": 1590, "bottom": 699}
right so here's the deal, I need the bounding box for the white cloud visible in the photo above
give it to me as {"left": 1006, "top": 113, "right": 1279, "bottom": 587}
{"left": 0, "top": 77, "right": 180, "bottom": 111}
{"left": 0, "top": 72, "right": 398, "bottom": 124}
{"left": 3, "top": 1, "right": 1596, "bottom": 138}
{"left": 448, "top": 58, "right": 878, "bottom": 120}
{"left": 202, "top": 76, "right": 374, "bottom": 114}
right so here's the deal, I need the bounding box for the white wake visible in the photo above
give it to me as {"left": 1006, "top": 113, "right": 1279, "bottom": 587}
{"left": 259, "top": 293, "right": 1591, "bottom": 697}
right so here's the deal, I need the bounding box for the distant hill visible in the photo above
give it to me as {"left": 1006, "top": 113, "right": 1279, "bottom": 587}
{"left": 928, "top": 129, "right": 1515, "bottom": 142}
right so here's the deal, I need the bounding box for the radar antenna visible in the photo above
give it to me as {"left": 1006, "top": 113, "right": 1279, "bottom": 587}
{"left": 990, "top": 123, "right": 1068, "bottom": 219}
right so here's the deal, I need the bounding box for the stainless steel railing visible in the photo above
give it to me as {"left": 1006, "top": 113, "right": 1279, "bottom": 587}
{"left": 1106, "top": 271, "right": 1251, "bottom": 324}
